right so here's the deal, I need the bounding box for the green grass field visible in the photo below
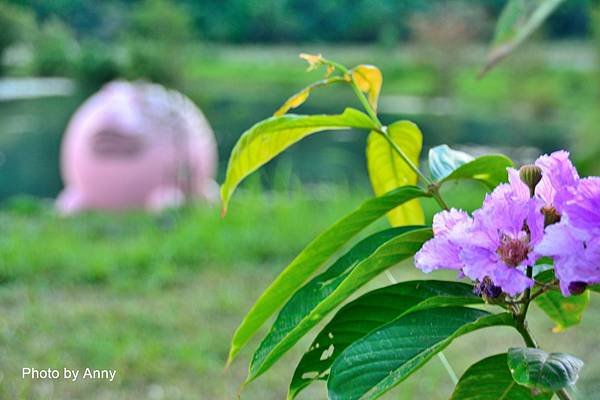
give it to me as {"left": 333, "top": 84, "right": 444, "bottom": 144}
{"left": 1, "top": 184, "right": 599, "bottom": 399}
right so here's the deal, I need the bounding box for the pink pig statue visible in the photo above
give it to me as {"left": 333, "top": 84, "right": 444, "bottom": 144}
{"left": 56, "top": 81, "right": 218, "bottom": 214}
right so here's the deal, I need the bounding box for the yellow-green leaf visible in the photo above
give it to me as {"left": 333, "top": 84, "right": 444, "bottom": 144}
{"left": 366, "top": 121, "right": 424, "bottom": 226}
{"left": 221, "top": 108, "right": 376, "bottom": 213}
{"left": 274, "top": 88, "right": 310, "bottom": 116}
{"left": 273, "top": 76, "right": 347, "bottom": 117}
{"left": 352, "top": 65, "right": 382, "bottom": 112}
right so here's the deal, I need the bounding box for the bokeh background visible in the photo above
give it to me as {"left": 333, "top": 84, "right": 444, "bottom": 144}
{"left": 1, "top": 0, "right": 600, "bottom": 399}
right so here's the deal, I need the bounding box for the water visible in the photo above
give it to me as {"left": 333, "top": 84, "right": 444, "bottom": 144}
{"left": 0, "top": 88, "right": 569, "bottom": 202}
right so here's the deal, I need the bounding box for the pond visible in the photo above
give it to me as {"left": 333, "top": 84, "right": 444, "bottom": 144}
{"left": 0, "top": 83, "right": 570, "bottom": 202}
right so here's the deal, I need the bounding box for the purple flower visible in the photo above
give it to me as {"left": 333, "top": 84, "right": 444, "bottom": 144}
{"left": 563, "top": 177, "right": 600, "bottom": 235}
{"left": 457, "top": 170, "right": 544, "bottom": 296}
{"left": 415, "top": 170, "right": 544, "bottom": 296}
{"left": 536, "top": 177, "right": 600, "bottom": 295}
{"left": 534, "top": 150, "right": 579, "bottom": 214}
{"left": 414, "top": 209, "right": 471, "bottom": 273}
{"left": 415, "top": 150, "right": 597, "bottom": 298}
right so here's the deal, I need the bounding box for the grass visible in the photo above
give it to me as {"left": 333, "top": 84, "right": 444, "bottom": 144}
{"left": 1, "top": 184, "right": 600, "bottom": 399}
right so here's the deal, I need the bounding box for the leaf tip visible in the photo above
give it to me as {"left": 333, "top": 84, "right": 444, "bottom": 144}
{"left": 478, "top": 44, "right": 513, "bottom": 79}
{"left": 274, "top": 89, "right": 311, "bottom": 116}
{"left": 242, "top": 370, "right": 257, "bottom": 389}
{"left": 220, "top": 186, "right": 230, "bottom": 217}
{"left": 224, "top": 354, "right": 233, "bottom": 371}
{"left": 226, "top": 344, "right": 239, "bottom": 366}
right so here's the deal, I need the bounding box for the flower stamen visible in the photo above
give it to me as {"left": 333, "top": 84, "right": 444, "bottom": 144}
{"left": 497, "top": 234, "right": 530, "bottom": 267}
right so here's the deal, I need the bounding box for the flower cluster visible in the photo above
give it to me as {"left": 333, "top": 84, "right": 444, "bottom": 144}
{"left": 415, "top": 151, "right": 600, "bottom": 297}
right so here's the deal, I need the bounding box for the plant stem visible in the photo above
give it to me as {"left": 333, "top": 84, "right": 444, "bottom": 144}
{"left": 515, "top": 320, "right": 538, "bottom": 348}
{"left": 529, "top": 286, "right": 551, "bottom": 302}
{"left": 517, "top": 266, "right": 534, "bottom": 324}
{"left": 347, "top": 78, "right": 381, "bottom": 124}
{"left": 429, "top": 184, "right": 450, "bottom": 211}
{"left": 515, "top": 267, "right": 537, "bottom": 346}
{"left": 377, "top": 129, "right": 451, "bottom": 211}
{"left": 377, "top": 129, "right": 432, "bottom": 186}
{"left": 513, "top": 268, "right": 573, "bottom": 400}
{"left": 323, "top": 57, "right": 455, "bottom": 212}
{"left": 322, "top": 58, "right": 383, "bottom": 126}
{"left": 378, "top": 128, "right": 451, "bottom": 211}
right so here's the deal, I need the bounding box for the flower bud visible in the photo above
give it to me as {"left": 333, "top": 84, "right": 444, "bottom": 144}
{"left": 542, "top": 205, "right": 561, "bottom": 227}
{"left": 474, "top": 277, "right": 503, "bottom": 302}
{"left": 568, "top": 281, "right": 588, "bottom": 295}
{"left": 519, "top": 164, "right": 543, "bottom": 197}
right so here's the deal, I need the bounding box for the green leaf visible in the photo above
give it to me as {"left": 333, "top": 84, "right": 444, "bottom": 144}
{"left": 481, "top": 0, "right": 566, "bottom": 76}
{"left": 428, "top": 144, "right": 474, "bottom": 181}
{"left": 451, "top": 354, "right": 552, "bottom": 400}
{"left": 226, "top": 186, "right": 429, "bottom": 365}
{"left": 366, "top": 121, "right": 424, "bottom": 226}
{"left": 589, "top": 284, "right": 600, "bottom": 293}
{"left": 440, "top": 154, "right": 513, "bottom": 190}
{"left": 327, "top": 308, "right": 515, "bottom": 400}
{"left": 247, "top": 226, "right": 432, "bottom": 382}
{"left": 220, "top": 108, "right": 375, "bottom": 213}
{"left": 534, "top": 270, "right": 590, "bottom": 332}
{"left": 289, "top": 280, "right": 482, "bottom": 399}
{"left": 508, "top": 347, "right": 583, "bottom": 392}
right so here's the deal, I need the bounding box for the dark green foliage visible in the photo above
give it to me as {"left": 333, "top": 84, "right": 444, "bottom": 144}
{"left": 327, "top": 309, "right": 515, "bottom": 399}
{"left": 0, "top": 2, "right": 35, "bottom": 75}
{"left": 31, "top": 18, "right": 78, "bottom": 77}
{"left": 3, "top": 0, "right": 592, "bottom": 44}
{"left": 290, "top": 280, "right": 482, "bottom": 398}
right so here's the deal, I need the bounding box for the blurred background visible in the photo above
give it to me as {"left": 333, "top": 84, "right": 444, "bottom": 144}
{"left": 1, "top": 0, "right": 600, "bottom": 399}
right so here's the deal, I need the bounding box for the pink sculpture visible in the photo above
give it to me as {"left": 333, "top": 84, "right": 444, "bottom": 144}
{"left": 56, "top": 81, "right": 218, "bottom": 214}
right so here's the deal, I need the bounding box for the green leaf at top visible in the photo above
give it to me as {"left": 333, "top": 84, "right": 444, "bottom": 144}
{"left": 534, "top": 270, "right": 590, "bottom": 332}
{"left": 429, "top": 144, "right": 474, "bottom": 182}
{"left": 220, "top": 107, "right": 376, "bottom": 213}
{"left": 289, "top": 280, "right": 482, "bottom": 399}
{"left": 508, "top": 347, "right": 583, "bottom": 392}
{"left": 226, "top": 185, "right": 429, "bottom": 365}
{"left": 246, "top": 226, "right": 432, "bottom": 383}
{"left": 327, "top": 309, "right": 515, "bottom": 400}
{"left": 440, "top": 154, "right": 513, "bottom": 190}
{"left": 366, "top": 120, "right": 424, "bottom": 226}
{"left": 481, "top": 0, "right": 566, "bottom": 76}
{"left": 451, "top": 354, "right": 552, "bottom": 400}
